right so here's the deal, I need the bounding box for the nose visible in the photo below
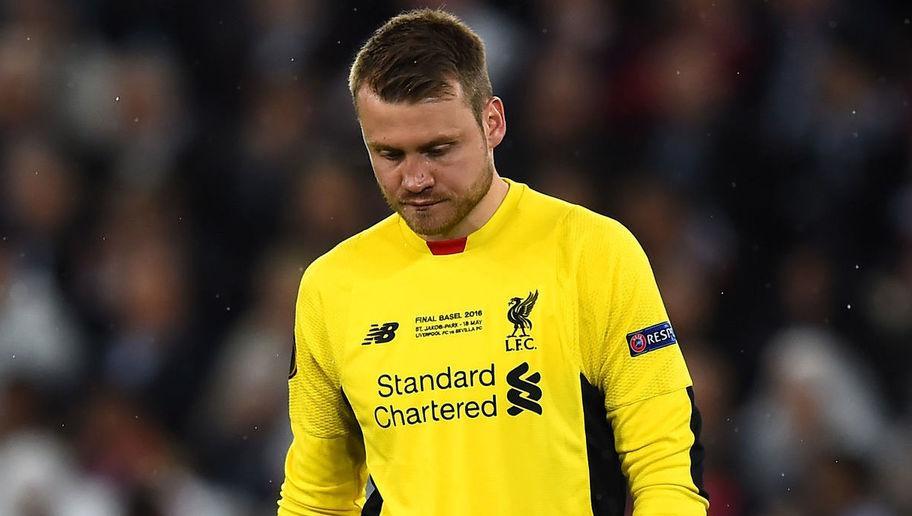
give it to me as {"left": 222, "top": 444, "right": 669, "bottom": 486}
{"left": 401, "top": 156, "right": 434, "bottom": 193}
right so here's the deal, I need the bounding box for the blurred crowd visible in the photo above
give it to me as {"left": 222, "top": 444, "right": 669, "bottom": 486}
{"left": 0, "top": 0, "right": 910, "bottom": 514}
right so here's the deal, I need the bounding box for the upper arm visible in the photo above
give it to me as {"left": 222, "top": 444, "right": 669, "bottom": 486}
{"left": 578, "top": 219, "right": 691, "bottom": 406}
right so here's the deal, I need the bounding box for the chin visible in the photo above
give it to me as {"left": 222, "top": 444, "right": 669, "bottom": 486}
{"left": 407, "top": 220, "right": 451, "bottom": 237}
{"left": 403, "top": 213, "right": 458, "bottom": 237}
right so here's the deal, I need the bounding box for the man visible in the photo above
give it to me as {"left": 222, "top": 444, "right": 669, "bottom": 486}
{"left": 278, "top": 9, "right": 708, "bottom": 516}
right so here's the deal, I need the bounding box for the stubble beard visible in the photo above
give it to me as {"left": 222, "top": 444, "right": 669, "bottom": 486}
{"left": 384, "top": 162, "right": 494, "bottom": 239}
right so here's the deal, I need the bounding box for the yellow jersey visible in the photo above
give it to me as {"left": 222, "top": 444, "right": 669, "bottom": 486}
{"left": 278, "top": 179, "right": 708, "bottom": 515}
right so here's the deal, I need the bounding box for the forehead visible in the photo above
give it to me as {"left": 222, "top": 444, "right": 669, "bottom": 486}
{"left": 355, "top": 87, "right": 477, "bottom": 148}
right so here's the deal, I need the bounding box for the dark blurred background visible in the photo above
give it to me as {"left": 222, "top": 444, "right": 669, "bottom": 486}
{"left": 0, "top": 0, "right": 910, "bottom": 514}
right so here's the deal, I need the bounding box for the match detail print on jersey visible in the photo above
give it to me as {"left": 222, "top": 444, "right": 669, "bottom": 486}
{"left": 413, "top": 308, "right": 484, "bottom": 339}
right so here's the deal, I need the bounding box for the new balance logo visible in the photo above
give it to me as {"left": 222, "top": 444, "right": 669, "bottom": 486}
{"left": 506, "top": 362, "right": 543, "bottom": 416}
{"left": 361, "top": 322, "right": 399, "bottom": 345}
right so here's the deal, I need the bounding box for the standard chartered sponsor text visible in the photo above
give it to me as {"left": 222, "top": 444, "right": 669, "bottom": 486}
{"left": 374, "top": 363, "right": 497, "bottom": 428}
{"left": 374, "top": 396, "right": 497, "bottom": 428}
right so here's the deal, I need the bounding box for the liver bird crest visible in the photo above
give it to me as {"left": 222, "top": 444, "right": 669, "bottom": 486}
{"left": 507, "top": 290, "right": 539, "bottom": 337}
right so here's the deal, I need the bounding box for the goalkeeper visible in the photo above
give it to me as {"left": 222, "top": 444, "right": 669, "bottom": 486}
{"left": 278, "top": 8, "right": 708, "bottom": 516}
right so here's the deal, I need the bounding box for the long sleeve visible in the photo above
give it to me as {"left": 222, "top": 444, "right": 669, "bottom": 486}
{"left": 278, "top": 268, "right": 368, "bottom": 515}
{"left": 577, "top": 217, "right": 709, "bottom": 515}
{"left": 608, "top": 388, "right": 708, "bottom": 515}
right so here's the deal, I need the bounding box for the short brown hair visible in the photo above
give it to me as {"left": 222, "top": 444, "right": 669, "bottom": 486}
{"left": 349, "top": 9, "right": 493, "bottom": 125}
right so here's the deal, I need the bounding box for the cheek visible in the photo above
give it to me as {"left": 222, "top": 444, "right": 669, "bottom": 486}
{"left": 448, "top": 151, "right": 483, "bottom": 185}
{"left": 375, "top": 173, "right": 398, "bottom": 196}
{"left": 370, "top": 161, "right": 398, "bottom": 188}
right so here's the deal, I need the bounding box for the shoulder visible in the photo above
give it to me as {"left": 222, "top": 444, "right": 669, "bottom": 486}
{"left": 299, "top": 214, "right": 401, "bottom": 292}
{"left": 519, "top": 185, "right": 640, "bottom": 256}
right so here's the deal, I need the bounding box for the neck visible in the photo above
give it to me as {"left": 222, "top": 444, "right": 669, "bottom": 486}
{"left": 421, "top": 171, "right": 509, "bottom": 241}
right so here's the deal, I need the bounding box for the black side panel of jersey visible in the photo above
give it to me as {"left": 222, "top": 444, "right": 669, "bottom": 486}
{"left": 580, "top": 374, "right": 627, "bottom": 516}
{"left": 686, "top": 386, "right": 709, "bottom": 500}
{"left": 362, "top": 477, "right": 383, "bottom": 515}
{"left": 341, "top": 388, "right": 382, "bottom": 515}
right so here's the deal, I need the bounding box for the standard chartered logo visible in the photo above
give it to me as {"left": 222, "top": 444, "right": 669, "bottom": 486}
{"left": 505, "top": 362, "right": 543, "bottom": 415}
{"left": 372, "top": 362, "right": 544, "bottom": 428}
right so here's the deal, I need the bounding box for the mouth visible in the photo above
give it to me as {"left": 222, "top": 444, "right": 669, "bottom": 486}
{"left": 402, "top": 199, "right": 444, "bottom": 209}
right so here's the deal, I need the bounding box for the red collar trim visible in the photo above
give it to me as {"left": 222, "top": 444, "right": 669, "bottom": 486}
{"left": 426, "top": 237, "right": 468, "bottom": 255}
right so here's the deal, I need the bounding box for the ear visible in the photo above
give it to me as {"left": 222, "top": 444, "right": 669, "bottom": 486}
{"left": 483, "top": 96, "right": 506, "bottom": 149}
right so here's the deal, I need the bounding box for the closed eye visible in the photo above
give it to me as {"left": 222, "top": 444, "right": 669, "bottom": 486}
{"left": 379, "top": 149, "right": 404, "bottom": 161}
{"left": 424, "top": 143, "right": 453, "bottom": 158}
